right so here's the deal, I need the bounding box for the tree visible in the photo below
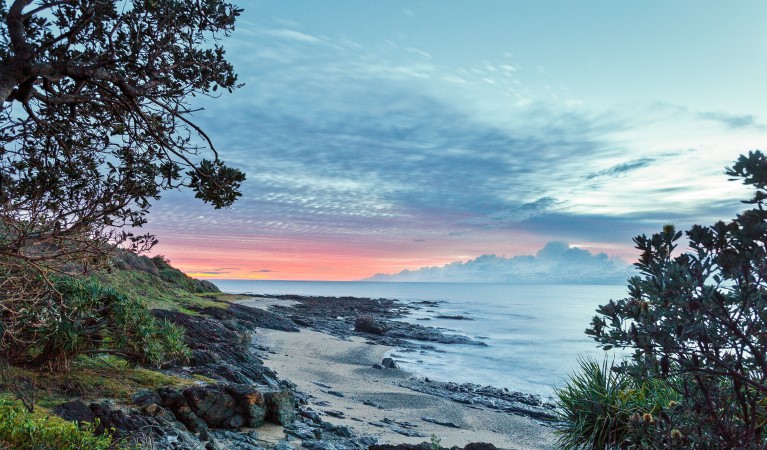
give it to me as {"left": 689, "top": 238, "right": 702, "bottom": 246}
{"left": 0, "top": 0, "right": 244, "bottom": 355}
{"left": 587, "top": 151, "right": 767, "bottom": 448}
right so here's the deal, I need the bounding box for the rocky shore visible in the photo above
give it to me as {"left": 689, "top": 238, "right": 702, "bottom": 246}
{"left": 51, "top": 294, "right": 556, "bottom": 449}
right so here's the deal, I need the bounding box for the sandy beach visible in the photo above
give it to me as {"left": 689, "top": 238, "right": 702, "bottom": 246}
{"left": 252, "top": 318, "right": 557, "bottom": 449}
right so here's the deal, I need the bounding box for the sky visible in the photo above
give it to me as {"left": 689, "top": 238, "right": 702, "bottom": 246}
{"left": 144, "top": 1, "right": 767, "bottom": 281}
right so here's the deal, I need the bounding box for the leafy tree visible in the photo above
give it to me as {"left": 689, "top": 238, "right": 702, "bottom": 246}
{"left": 0, "top": 0, "right": 245, "bottom": 348}
{"left": 587, "top": 151, "right": 767, "bottom": 448}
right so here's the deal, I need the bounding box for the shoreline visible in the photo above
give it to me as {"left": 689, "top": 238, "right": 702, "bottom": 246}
{"left": 241, "top": 296, "right": 557, "bottom": 449}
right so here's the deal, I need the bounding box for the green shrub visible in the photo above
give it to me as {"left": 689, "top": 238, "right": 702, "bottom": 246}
{"left": 17, "top": 276, "right": 189, "bottom": 369}
{"left": 555, "top": 357, "right": 682, "bottom": 449}
{"left": 587, "top": 151, "right": 767, "bottom": 448}
{"left": 0, "top": 407, "right": 118, "bottom": 450}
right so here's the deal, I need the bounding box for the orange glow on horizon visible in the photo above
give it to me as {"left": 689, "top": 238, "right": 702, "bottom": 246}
{"left": 146, "top": 230, "right": 640, "bottom": 281}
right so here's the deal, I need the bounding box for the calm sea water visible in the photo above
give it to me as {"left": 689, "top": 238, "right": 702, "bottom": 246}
{"left": 211, "top": 280, "right": 627, "bottom": 398}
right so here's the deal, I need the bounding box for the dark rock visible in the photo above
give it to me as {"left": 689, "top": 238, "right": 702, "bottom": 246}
{"left": 263, "top": 294, "right": 490, "bottom": 347}
{"left": 52, "top": 400, "right": 97, "bottom": 427}
{"left": 205, "top": 440, "right": 223, "bottom": 450}
{"left": 401, "top": 379, "right": 557, "bottom": 421}
{"left": 158, "top": 387, "right": 189, "bottom": 410}
{"left": 133, "top": 389, "right": 163, "bottom": 407}
{"left": 463, "top": 444, "right": 497, "bottom": 450}
{"left": 301, "top": 409, "right": 322, "bottom": 424}
{"left": 335, "top": 425, "right": 353, "bottom": 437}
{"left": 225, "top": 384, "right": 267, "bottom": 428}
{"left": 392, "top": 426, "right": 424, "bottom": 437}
{"left": 324, "top": 410, "right": 345, "bottom": 418}
{"left": 381, "top": 357, "right": 399, "bottom": 369}
{"left": 184, "top": 386, "right": 238, "bottom": 428}
{"left": 435, "top": 315, "right": 474, "bottom": 321}
{"left": 265, "top": 389, "right": 296, "bottom": 425}
{"left": 274, "top": 442, "right": 295, "bottom": 450}
{"left": 369, "top": 445, "right": 432, "bottom": 450}
{"left": 286, "top": 421, "right": 318, "bottom": 440}
{"left": 175, "top": 405, "right": 209, "bottom": 435}
{"left": 327, "top": 390, "right": 344, "bottom": 397}
{"left": 372, "top": 363, "right": 384, "bottom": 370}
{"left": 194, "top": 303, "right": 300, "bottom": 333}
{"left": 421, "top": 416, "right": 461, "bottom": 428}
{"left": 302, "top": 441, "right": 339, "bottom": 450}
{"left": 152, "top": 309, "right": 279, "bottom": 387}
{"left": 207, "top": 430, "right": 265, "bottom": 450}
{"left": 143, "top": 404, "right": 161, "bottom": 416}
{"left": 290, "top": 316, "right": 313, "bottom": 327}
{"left": 354, "top": 316, "right": 389, "bottom": 335}
{"left": 57, "top": 400, "right": 205, "bottom": 450}
{"left": 224, "top": 413, "right": 245, "bottom": 429}
{"left": 370, "top": 445, "right": 495, "bottom": 450}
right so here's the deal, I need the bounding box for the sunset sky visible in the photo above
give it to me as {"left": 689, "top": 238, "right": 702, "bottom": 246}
{"left": 145, "top": 1, "right": 767, "bottom": 281}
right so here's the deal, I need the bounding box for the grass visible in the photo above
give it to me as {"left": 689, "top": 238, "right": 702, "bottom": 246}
{"left": 101, "top": 268, "right": 245, "bottom": 312}
{"left": 2, "top": 355, "right": 198, "bottom": 405}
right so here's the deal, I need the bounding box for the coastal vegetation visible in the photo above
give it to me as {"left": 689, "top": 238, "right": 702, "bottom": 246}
{"left": 0, "top": 407, "right": 126, "bottom": 450}
{"left": 0, "top": 2, "right": 248, "bottom": 445}
{"left": 0, "top": 0, "right": 245, "bottom": 348}
{"left": 556, "top": 151, "right": 767, "bottom": 449}
{"left": 0, "top": 251, "right": 248, "bottom": 448}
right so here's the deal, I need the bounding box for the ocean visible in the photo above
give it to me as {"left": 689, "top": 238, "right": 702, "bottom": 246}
{"left": 212, "top": 280, "right": 627, "bottom": 399}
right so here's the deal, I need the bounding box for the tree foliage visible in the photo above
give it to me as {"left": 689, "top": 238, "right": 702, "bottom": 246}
{"left": 0, "top": 0, "right": 245, "bottom": 348}
{"left": 0, "top": 0, "right": 245, "bottom": 265}
{"left": 587, "top": 151, "right": 767, "bottom": 448}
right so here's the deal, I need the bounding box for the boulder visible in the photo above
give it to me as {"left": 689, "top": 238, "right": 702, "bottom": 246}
{"left": 133, "top": 389, "right": 163, "bottom": 407}
{"left": 381, "top": 357, "right": 399, "bottom": 369}
{"left": 265, "top": 389, "right": 296, "bottom": 425}
{"left": 354, "top": 316, "right": 389, "bottom": 335}
{"left": 225, "top": 384, "right": 268, "bottom": 427}
{"left": 175, "top": 405, "right": 208, "bottom": 435}
{"left": 52, "top": 400, "right": 97, "bottom": 428}
{"left": 184, "top": 386, "right": 238, "bottom": 428}
{"left": 463, "top": 444, "right": 497, "bottom": 450}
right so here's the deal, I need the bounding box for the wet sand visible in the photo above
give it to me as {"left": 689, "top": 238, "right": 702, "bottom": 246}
{"left": 255, "top": 326, "right": 556, "bottom": 449}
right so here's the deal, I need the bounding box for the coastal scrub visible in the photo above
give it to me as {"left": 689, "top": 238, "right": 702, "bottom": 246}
{"left": 558, "top": 151, "right": 767, "bottom": 449}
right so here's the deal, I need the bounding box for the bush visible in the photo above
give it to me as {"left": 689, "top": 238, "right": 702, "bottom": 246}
{"left": 585, "top": 151, "right": 767, "bottom": 448}
{"left": 14, "top": 276, "right": 189, "bottom": 369}
{"left": 555, "top": 357, "right": 682, "bottom": 449}
{"left": 0, "top": 407, "right": 120, "bottom": 450}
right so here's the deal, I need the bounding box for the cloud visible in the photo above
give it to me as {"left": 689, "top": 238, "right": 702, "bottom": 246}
{"left": 465, "top": 197, "right": 563, "bottom": 227}
{"left": 698, "top": 111, "right": 761, "bottom": 129}
{"left": 585, "top": 158, "right": 655, "bottom": 180}
{"left": 365, "top": 241, "right": 634, "bottom": 284}
{"left": 145, "top": 18, "right": 764, "bottom": 276}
